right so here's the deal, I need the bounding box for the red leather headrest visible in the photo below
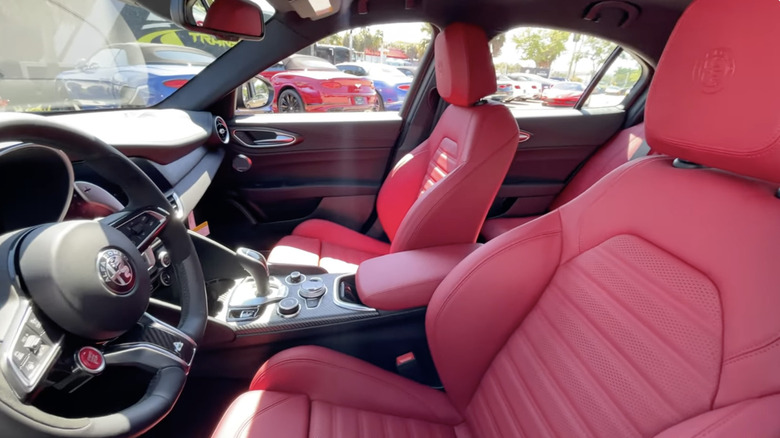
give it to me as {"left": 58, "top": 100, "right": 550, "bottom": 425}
{"left": 646, "top": 0, "right": 780, "bottom": 183}
{"left": 435, "top": 23, "right": 496, "bottom": 107}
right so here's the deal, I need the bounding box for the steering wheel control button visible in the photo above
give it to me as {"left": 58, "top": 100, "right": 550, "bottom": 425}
{"left": 97, "top": 248, "right": 136, "bottom": 295}
{"left": 277, "top": 298, "right": 301, "bottom": 318}
{"left": 158, "top": 250, "right": 171, "bottom": 268}
{"left": 298, "top": 278, "right": 326, "bottom": 299}
{"left": 159, "top": 270, "right": 173, "bottom": 287}
{"left": 76, "top": 347, "right": 105, "bottom": 374}
{"left": 21, "top": 357, "right": 39, "bottom": 379}
{"left": 286, "top": 271, "right": 305, "bottom": 284}
{"left": 23, "top": 334, "right": 42, "bottom": 355}
{"left": 26, "top": 314, "right": 44, "bottom": 334}
{"left": 115, "top": 210, "right": 167, "bottom": 249}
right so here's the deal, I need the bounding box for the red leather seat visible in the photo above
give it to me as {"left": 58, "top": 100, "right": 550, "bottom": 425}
{"left": 214, "top": 1, "right": 780, "bottom": 436}
{"left": 481, "top": 122, "right": 647, "bottom": 240}
{"left": 268, "top": 23, "right": 519, "bottom": 272}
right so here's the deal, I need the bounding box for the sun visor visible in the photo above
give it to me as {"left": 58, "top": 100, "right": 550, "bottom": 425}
{"left": 286, "top": 0, "right": 342, "bottom": 20}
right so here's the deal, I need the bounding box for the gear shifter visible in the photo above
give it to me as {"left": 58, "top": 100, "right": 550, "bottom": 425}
{"left": 235, "top": 247, "right": 269, "bottom": 297}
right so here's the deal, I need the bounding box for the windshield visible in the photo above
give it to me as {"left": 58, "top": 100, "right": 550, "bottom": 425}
{"left": 0, "top": 0, "right": 274, "bottom": 113}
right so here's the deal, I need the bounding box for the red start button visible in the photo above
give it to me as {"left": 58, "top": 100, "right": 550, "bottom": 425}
{"left": 77, "top": 347, "right": 105, "bottom": 373}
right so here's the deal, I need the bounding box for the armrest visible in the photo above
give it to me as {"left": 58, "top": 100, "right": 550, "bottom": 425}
{"left": 356, "top": 244, "right": 481, "bottom": 310}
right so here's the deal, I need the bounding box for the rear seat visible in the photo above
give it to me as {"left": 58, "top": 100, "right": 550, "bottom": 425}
{"left": 481, "top": 122, "right": 647, "bottom": 240}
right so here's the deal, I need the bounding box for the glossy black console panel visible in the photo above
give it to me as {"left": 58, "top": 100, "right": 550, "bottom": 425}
{"left": 216, "top": 274, "right": 378, "bottom": 336}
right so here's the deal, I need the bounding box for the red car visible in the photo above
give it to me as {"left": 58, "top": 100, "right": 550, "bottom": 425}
{"left": 541, "top": 81, "right": 585, "bottom": 107}
{"left": 261, "top": 55, "right": 377, "bottom": 112}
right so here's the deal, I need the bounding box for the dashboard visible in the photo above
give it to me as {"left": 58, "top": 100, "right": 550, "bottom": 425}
{"left": 0, "top": 109, "right": 228, "bottom": 289}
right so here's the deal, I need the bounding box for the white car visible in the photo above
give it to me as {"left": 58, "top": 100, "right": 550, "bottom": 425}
{"left": 492, "top": 75, "right": 541, "bottom": 102}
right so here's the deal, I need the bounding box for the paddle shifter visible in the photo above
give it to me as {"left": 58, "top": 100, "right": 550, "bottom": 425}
{"left": 235, "top": 247, "right": 269, "bottom": 297}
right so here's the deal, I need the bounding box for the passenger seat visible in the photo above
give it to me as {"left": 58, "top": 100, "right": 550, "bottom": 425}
{"left": 481, "top": 122, "right": 647, "bottom": 240}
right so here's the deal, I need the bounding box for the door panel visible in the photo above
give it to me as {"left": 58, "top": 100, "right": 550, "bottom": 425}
{"left": 201, "top": 113, "right": 402, "bottom": 251}
{"left": 488, "top": 109, "right": 625, "bottom": 218}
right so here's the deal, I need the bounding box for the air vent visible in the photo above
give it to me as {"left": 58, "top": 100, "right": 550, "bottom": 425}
{"left": 166, "top": 192, "right": 184, "bottom": 219}
{"left": 214, "top": 116, "right": 229, "bottom": 144}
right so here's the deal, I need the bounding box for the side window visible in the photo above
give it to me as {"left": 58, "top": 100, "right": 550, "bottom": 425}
{"left": 490, "top": 27, "right": 642, "bottom": 111}
{"left": 583, "top": 51, "right": 643, "bottom": 109}
{"left": 238, "top": 22, "right": 432, "bottom": 114}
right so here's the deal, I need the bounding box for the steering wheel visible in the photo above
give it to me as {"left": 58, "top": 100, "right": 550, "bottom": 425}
{"left": 0, "top": 114, "right": 207, "bottom": 437}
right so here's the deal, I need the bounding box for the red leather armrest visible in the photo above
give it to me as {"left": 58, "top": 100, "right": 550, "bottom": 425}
{"left": 356, "top": 244, "right": 481, "bottom": 310}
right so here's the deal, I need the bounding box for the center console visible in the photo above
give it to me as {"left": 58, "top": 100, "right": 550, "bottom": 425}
{"left": 147, "top": 231, "right": 480, "bottom": 381}
{"left": 214, "top": 267, "right": 378, "bottom": 336}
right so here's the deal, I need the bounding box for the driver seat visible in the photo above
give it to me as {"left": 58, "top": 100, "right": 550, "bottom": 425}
{"left": 267, "top": 23, "right": 519, "bottom": 273}
{"left": 213, "top": 0, "right": 780, "bottom": 436}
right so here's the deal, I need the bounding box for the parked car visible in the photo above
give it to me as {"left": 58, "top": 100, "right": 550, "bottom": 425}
{"left": 396, "top": 66, "right": 417, "bottom": 77}
{"left": 488, "top": 75, "right": 516, "bottom": 102}
{"left": 490, "top": 75, "right": 540, "bottom": 102}
{"left": 55, "top": 43, "right": 215, "bottom": 108}
{"left": 260, "top": 55, "right": 377, "bottom": 112}
{"left": 509, "top": 72, "right": 557, "bottom": 93}
{"left": 541, "top": 81, "right": 585, "bottom": 107}
{"left": 336, "top": 62, "right": 412, "bottom": 111}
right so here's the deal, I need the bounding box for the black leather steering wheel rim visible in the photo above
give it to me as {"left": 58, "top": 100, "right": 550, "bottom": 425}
{"left": 0, "top": 113, "right": 207, "bottom": 437}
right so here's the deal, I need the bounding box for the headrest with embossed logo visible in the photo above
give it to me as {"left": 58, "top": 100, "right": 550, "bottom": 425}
{"left": 646, "top": 0, "right": 780, "bottom": 183}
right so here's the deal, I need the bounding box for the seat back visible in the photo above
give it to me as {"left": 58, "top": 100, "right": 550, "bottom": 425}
{"left": 550, "top": 122, "right": 646, "bottom": 209}
{"left": 376, "top": 23, "right": 519, "bottom": 253}
{"left": 426, "top": 0, "right": 780, "bottom": 436}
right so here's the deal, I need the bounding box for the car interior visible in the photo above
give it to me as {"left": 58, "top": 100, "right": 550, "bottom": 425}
{"left": 0, "top": 0, "right": 778, "bottom": 437}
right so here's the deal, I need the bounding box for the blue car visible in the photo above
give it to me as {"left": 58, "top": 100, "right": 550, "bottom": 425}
{"left": 336, "top": 62, "right": 412, "bottom": 111}
{"left": 56, "top": 43, "right": 215, "bottom": 108}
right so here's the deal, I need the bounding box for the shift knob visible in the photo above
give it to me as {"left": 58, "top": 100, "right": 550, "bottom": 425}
{"left": 236, "top": 247, "right": 269, "bottom": 296}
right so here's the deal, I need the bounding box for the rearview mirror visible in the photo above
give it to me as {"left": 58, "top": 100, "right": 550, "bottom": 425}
{"left": 171, "top": 0, "right": 266, "bottom": 41}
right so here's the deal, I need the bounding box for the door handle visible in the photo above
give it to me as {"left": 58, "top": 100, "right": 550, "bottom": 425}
{"left": 232, "top": 129, "right": 302, "bottom": 148}
{"left": 252, "top": 134, "right": 296, "bottom": 146}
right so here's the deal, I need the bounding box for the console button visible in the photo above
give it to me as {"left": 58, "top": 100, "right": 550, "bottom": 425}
{"left": 277, "top": 298, "right": 301, "bottom": 318}
{"left": 286, "top": 271, "right": 305, "bottom": 284}
{"left": 299, "top": 278, "right": 326, "bottom": 299}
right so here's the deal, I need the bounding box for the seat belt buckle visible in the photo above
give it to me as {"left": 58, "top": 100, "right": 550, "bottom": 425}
{"left": 395, "top": 352, "right": 424, "bottom": 382}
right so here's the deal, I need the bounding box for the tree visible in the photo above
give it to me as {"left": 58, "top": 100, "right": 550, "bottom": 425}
{"left": 578, "top": 36, "right": 615, "bottom": 66}
{"left": 319, "top": 32, "right": 346, "bottom": 46}
{"left": 351, "top": 28, "right": 384, "bottom": 52}
{"left": 490, "top": 33, "right": 506, "bottom": 57}
{"left": 512, "top": 29, "right": 570, "bottom": 69}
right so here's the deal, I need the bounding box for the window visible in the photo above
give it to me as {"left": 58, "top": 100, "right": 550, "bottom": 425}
{"left": 583, "top": 51, "right": 643, "bottom": 109}
{"left": 489, "top": 27, "right": 643, "bottom": 111}
{"left": 239, "top": 22, "right": 432, "bottom": 114}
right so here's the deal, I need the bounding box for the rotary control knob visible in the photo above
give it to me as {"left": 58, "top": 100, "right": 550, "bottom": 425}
{"left": 158, "top": 250, "right": 171, "bottom": 268}
{"left": 277, "top": 298, "right": 300, "bottom": 318}
{"left": 298, "top": 278, "right": 326, "bottom": 299}
{"left": 286, "top": 271, "right": 305, "bottom": 284}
